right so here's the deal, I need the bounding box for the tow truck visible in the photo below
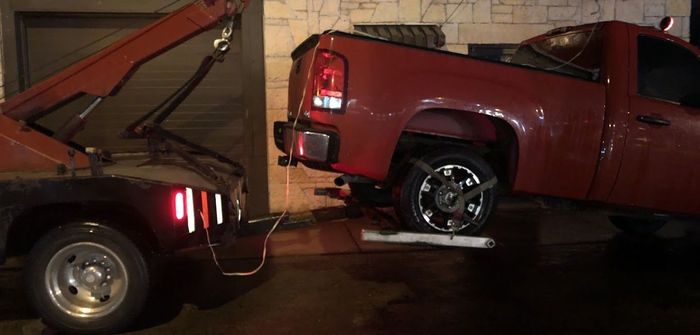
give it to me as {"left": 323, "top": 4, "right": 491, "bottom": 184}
{"left": 0, "top": 0, "right": 247, "bottom": 333}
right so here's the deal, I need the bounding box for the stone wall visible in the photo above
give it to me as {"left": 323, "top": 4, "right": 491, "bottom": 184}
{"left": 0, "top": 7, "right": 3, "bottom": 102}
{"left": 264, "top": 0, "right": 692, "bottom": 213}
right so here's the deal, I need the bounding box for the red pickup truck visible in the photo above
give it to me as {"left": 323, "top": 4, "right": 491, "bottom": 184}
{"left": 274, "top": 21, "right": 700, "bottom": 236}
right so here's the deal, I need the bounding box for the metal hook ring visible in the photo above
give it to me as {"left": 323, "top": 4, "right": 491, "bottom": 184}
{"left": 214, "top": 39, "right": 231, "bottom": 52}
{"left": 222, "top": 25, "right": 233, "bottom": 39}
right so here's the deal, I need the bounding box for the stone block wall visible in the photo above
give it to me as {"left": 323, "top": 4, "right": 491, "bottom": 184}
{"left": 0, "top": 9, "right": 3, "bottom": 102}
{"left": 265, "top": 0, "right": 692, "bottom": 213}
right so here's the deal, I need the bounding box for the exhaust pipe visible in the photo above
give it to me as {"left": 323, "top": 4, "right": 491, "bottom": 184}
{"left": 334, "top": 175, "right": 374, "bottom": 187}
{"left": 334, "top": 176, "right": 347, "bottom": 187}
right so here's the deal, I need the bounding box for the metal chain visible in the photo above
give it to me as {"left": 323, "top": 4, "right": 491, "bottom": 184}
{"left": 213, "top": 17, "right": 235, "bottom": 53}
{"left": 213, "top": 0, "right": 243, "bottom": 53}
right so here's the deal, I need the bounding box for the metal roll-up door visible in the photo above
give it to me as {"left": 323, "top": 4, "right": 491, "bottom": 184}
{"left": 17, "top": 12, "right": 245, "bottom": 157}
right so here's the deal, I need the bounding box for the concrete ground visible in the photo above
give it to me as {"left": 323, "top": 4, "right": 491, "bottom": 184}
{"left": 3, "top": 202, "right": 700, "bottom": 334}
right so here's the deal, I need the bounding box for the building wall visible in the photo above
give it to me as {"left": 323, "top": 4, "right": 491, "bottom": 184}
{"left": 0, "top": 6, "right": 3, "bottom": 102}
{"left": 691, "top": 0, "right": 699, "bottom": 45}
{"left": 263, "top": 0, "right": 692, "bottom": 213}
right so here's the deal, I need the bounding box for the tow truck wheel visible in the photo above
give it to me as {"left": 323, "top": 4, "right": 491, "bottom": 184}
{"left": 25, "top": 224, "right": 149, "bottom": 334}
{"left": 397, "top": 148, "right": 497, "bottom": 235}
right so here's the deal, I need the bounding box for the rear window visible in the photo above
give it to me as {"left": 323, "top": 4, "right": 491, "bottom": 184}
{"left": 510, "top": 28, "right": 603, "bottom": 81}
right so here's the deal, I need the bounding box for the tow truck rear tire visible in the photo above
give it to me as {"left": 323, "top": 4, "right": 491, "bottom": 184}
{"left": 25, "top": 223, "right": 149, "bottom": 335}
{"left": 396, "top": 148, "right": 497, "bottom": 235}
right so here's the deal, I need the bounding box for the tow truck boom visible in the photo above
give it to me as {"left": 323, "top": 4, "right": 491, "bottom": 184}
{"left": 0, "top": 0, "right": 244, "bottom": 172}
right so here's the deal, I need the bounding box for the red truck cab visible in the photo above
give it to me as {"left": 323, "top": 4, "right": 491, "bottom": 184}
{"left": 275, "top": 20, "right": 700, "bottom": 235}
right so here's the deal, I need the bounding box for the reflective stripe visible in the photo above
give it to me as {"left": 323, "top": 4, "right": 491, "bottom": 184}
{"left": 201, "top": 191, "right": 210, "bottom": 230}
{"left": 215, "top": 194, "right": 224, "bottom": 225}
{"left": 186, "top": 188, "right": 195, "bottom": 233}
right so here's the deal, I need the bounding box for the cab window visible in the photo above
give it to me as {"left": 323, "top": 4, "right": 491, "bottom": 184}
{"left": 511, "top": 28, "right": 603, "bottom": 81}
{"left": 637, "top": 35, "right": 700, "bottom": 104}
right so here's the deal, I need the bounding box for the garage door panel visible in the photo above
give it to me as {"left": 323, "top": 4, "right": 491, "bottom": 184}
{"left": 112, "top": 87, "right": 243, "bottom": 103}
{"left": 22, "top": 13, "right": 245, "bottom": 155}
{"left": 94, "top": 108, "right": 244, "bottom": 117}
{"left": 21, "top": 14, "right": 153, "bottom": 85}
{"left": 123, "top": 78, "right": 240, "bottom": 87}
{"left": 88, "top": 111, "right": 245, "bottom": 123}
{"left": 86, "top": 118, "right": 245, "bottom": 130}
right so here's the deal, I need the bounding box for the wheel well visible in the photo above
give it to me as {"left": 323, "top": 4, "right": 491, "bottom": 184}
{"left": 6, "top": 202, "right": 160, "bottom": 258}
{"left": 389, "top": 109, "right": 519, "bottom": 190}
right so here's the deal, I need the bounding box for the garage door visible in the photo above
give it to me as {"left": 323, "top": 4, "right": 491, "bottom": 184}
{"left": 16, "top": 12, "right": 245, "bottom": 157}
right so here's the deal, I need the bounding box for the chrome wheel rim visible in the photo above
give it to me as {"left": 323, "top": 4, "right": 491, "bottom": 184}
{"left": 44, "top": 242, "right": 128, "bottom": 319}
{"left": 417, "top": 164, "right": 485, "bottom": 232}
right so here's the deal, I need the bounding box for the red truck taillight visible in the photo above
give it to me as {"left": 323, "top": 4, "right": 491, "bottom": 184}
{"left": 173, "top": 188, "right": 226, "bottom": 233}
{"left": 174, "top": 192, "right": 185, "bottom": 220}
{"left": 312, "top": 50, "right": 347, "bottom": 111}
{"left": 173, "top": 188, "right": 195, "bottom": 233}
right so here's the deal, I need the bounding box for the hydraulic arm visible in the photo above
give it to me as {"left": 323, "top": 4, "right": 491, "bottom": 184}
{"left": 0, "top": 0, "right": 244, "bottom": 172}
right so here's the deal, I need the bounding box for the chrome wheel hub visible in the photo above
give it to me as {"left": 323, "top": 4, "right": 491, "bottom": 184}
{"left": 435, "top": 185, "right": 462, "bottom": 213}
{"left": 45, "top": 242, "right": 128, "bottom": 318}
{"left": 80, "top": 265, "right": 104, "bottom": 287}
{"left": 76, "top": 261, "right": 113, "bottom": 295}
{"left": 418, "top": 164, "right": 485, "bottom": 232}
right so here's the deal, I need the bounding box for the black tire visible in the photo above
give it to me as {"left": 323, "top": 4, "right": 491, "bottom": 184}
{"left": 25, "top": 224, "right": 149, "bottom": 334}
{"left": 609, "top": 216, "right": 666, "bottom": 235}
{"left": 397, "top": 148, "right": 497, "bottom": 235}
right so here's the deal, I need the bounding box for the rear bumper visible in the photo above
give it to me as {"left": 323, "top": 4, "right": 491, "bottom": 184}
{"left": 274, "top": 121, "right": 339, "bottom": 164}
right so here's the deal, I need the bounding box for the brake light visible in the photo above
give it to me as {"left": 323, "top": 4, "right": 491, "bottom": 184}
{"left": 174, "top": 192, "right": 185, "bottom": 220}
{"left": 660, "top": 16, "right": 674, "bottom": 32}
{"left": 312, "top": 50, "right": 347, "bottom": 111}
{"left": 174, "top": 188, "right": 221, "bottom": 232}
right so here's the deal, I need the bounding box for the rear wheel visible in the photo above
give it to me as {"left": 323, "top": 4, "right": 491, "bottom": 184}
{"left": 609, "top": 216, "right": 667, "bottom": 235}
{"left": 25, "top": 223, "right": 149, "bottom": 334}
{"left": 397, "top": 148, "right": 497, "bottom": 235}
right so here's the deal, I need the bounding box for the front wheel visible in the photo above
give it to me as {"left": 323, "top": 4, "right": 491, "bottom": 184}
{"left": 25, "top": 224, "right": 149, "bottom": 334}
{"left": 396, "top": 148, "right": 497, "bottom": 235}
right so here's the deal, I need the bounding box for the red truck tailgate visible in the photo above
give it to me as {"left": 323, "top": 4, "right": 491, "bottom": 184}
{"left": 287, "top": 35, "right": 320, "bottom": 120}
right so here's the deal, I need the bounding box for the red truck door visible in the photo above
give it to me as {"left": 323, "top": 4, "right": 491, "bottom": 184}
{"left": 609, "top": 32, "right": 700, "bottom": 215}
